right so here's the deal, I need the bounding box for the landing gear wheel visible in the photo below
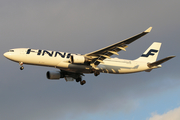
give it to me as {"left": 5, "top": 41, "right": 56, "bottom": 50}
{"left": 80, "top": 80, "right": 86, "bottom": 85}
{"left": 76, "top": 77, "right": 81, "bottom": 82}
{"left": 94, "top": 71, "right": 100, "bottom": 76}
{"left": 20, "top": 66, "right": 24, "bottom": 70}
{"left": 76, "top": 78, "right": 81, "bottom": 82}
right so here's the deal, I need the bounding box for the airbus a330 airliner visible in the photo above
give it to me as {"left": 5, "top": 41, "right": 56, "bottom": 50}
{"left": 4, "top": 27, "right": 175, "bottom": 85}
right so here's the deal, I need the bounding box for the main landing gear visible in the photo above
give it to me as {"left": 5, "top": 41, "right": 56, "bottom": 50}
{"left": 76, "top": 77, "right": 86, "bottom": 85}
{"left": 80, "top": 80, "right": 86, "bottom": 85}
{"left": 19, "top": 62, "right": 24, "bottom": 70}
{"left": 94, "top": 71, "right": 100, "bottom": 76}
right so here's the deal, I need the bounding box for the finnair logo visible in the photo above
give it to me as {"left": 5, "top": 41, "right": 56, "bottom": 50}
{"left": 26, "top": 49, "right": 71, "bottom": 58}
{"left": 141, "top": 49, "right": 158, "bottom": 57}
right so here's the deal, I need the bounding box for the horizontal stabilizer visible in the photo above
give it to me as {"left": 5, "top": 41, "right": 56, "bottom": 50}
{"left": 147, "top": 56, "right": 175, "bottom": 68}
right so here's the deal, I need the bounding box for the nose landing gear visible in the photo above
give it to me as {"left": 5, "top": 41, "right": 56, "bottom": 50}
{"left": 19, "top": 62, "right": 24, "bottom": 70}
{"left": 20, "top": 66, "right": 24, "bottom": 70}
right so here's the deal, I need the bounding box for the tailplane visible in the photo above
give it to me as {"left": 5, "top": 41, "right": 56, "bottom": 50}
{"left": 147, "top": 56, "right": 175, "bottom": 68}
{"left": 135, "top": 42, "right": 162, "bottom": 62}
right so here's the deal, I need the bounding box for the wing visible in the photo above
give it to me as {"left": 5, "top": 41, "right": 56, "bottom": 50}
{"left": 84, "top": 27, "right": 152, "bottom": 67}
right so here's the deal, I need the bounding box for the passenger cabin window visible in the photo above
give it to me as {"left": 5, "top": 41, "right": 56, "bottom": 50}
{"left": 9, "top": 50, "right": 14, "bottom": 52}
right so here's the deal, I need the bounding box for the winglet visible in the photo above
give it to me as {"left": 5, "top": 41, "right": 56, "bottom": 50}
{"left": 144, "top": 27, "right": 152, "bottom": 33}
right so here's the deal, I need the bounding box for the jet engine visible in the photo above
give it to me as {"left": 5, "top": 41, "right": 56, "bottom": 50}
{"left": 70, "top": 55, "right": 88, "bottom": 64}
{"left": 46, "top": 71, "right": 61, "bottom": 80}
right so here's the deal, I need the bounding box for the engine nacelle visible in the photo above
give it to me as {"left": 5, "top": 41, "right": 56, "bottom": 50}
{"left": 70, "top": 55, "right": 88, "bottom": 64}
{"left": 46, "top": 71, "right": 61, "bottom": 80}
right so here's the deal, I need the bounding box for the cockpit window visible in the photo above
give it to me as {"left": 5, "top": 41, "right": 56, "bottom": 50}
{"left": 9, "top": 50, "right": 14, "bottom": 52}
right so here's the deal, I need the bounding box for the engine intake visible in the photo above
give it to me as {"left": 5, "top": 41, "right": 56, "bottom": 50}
{"left": 70, "top": 55, "right": 88, "bottom": 64}
{"left": 46, "top": 71, "right": 61, "bottom": 80}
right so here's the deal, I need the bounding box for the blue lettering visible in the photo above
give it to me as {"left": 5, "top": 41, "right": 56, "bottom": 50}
{"left": 37, "top": 50, "right": 42, "bottom": 55}
{"left": 27, "top": 49, "right": 70, "bottom": 58}
{"left": 66, "top": 53, "right": 71, "bottom": 58}
{"left": 55, "top": 52, "right": 66, "bottom": 58}
{"left": 42, "top": 50, "right": 54, "bottom": 57}
{"left": 26, "top": 49, "right": 31, "bottom": 54}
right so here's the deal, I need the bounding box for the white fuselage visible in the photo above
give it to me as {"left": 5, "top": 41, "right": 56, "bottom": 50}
{"left": 3, "top": 48, "right": 153, "bottom": 74}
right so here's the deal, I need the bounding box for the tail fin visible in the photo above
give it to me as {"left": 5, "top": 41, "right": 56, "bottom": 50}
{"left": 135, "top": 42, "right": 162, "bottom": 62}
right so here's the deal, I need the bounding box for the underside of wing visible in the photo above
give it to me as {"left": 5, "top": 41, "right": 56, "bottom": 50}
{"left": 85, "top": 27, "right": 152, "bottom": 67}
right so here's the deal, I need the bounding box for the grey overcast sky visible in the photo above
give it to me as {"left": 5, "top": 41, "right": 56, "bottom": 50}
{"left": 0, "top": 0, "right": 180, "bottom": 120}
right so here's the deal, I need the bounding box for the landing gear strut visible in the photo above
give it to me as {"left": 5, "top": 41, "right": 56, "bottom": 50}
{"left": 19, "top": 62, "right": 24, "bottom": 70}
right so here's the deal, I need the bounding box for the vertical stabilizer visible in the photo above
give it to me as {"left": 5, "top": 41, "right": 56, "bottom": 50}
{"left": 134, "top": 42, "right": 162, "bottom": 62}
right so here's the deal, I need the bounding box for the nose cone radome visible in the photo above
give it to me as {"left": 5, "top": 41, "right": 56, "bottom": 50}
{"left": 3, "top": 52, "right": 9, "bottom": 58}
{"left": 3, "top": 52, "right": 13, "bottom": 60}
{"left": 4, "top": 51, "right": 19, "bottom": 62}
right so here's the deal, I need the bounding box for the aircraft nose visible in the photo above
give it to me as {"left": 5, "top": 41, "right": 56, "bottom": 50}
{"left": 3, "top": 52, "right": 8, "bottom": 58}
{"left": 3, "top": 52, "right": 12, "bottom": 59}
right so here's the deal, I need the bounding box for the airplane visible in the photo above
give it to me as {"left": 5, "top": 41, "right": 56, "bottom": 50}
{"left": 3, "top": 27, "right": 175, "bottom": 85}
